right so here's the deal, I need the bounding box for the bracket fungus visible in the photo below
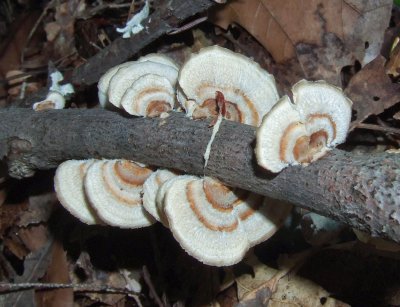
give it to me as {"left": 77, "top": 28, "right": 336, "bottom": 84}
{"left": 98, "top": 53, "right": 179, "bottom": 113}
{"left": 177, "top": 45, "right": 279, "bottom": 126}
{"left": 256, "top": 80, "right": 352, "bottom": 173}
{"left": 98, "top": 61, "right": 134, "bottom": 107}
{"left": 54, "top": 160, "right": 102, "bottom": 225}
{"left": 84, "top": 159, "right": 155, "bottom": 228}
{"left": 120, "top": 74, "right": 175, "bottom": 117}
{"left": 162, "top": 176, "right": 291, "bottom": 266}
{"left": 142, "top": 169, "right": 179, "bottom": 223}
{"left": 108, "top": 60, "right": 178, "bottom": 110}
{"left": 137, "top": 53, "right": 179, "bottom": 70}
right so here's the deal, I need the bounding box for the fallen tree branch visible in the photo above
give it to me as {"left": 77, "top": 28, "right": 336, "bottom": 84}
{"left": 0, "top": 108, "right": 399, "bottom": 243}
{"left": 72, "top": 0, "right": 219, "bottom": 86}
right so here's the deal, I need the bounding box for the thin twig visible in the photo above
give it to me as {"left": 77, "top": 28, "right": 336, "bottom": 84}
{"left": 83, "top": 3, "right": 136, "bottom": 19}
{"left": 0, "top": 69, "right": 48, "bottom": 86}
{"left": 354, "top": 123, "right": 400, "bottom": 135}
{"left": 142, "top": 266, "right": 164, "bottom": 307}
{"left": 377, "top": 118, "right": 400, "bottom": 144}
{"left": 167, "top": 16, "right": 208, "bottom": 35}
{"left": 0, "top": 282, "right": 140, "bottom": 295}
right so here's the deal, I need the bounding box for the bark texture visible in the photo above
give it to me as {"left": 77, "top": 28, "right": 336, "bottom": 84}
{"left": 0, "top": 108, "right": 399, "bottom": 242}
{"left": 72, "top": 0, "right": 218, "bottom": 86}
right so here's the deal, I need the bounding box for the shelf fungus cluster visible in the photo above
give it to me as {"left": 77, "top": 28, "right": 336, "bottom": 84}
{"left": 55, "top": 163, "right": 291, "bottom": 266}
{"left": 98, "top": 53, "right": 179, "bottom": 117}
{"left": 54, "top": 159, "right": 155, "bottom": 228}
{"left": 255, "top": 80, "right": 352, "bottom": 173}
{"left": 54, "top": 46, "right": 353, "bottom": 267}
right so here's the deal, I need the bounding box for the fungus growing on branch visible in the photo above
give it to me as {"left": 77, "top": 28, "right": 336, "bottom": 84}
{"left": 33, "top": 91, "right": 66, "bottom": 111}
{"left": 256, "top": 80, "right": 352, "bottom": 173}
{"left": 84, "top": 159, "right": 155, "bottom": 228}
{"left": 98, "top": 53, "right": 179, "bottom": 112}
{"left": 142, "top": 169, "right": 179, "bottom": 223}
{"left": 54, "top": 159, "right": 102, "bottom": 225}
{"left": 98, "top": 62, "right": 134, "bottom": 107}
{"left": 120, "top": 74, "right": 175, "bottom": 117}
{"left": 108, "top": 61, "right": 178, "bottom": 109}
{"left": 163, "top": 177, "right": 291, "bottom": 266}
{"left": 177, "top": 45, "right": 279, "bottom": 126}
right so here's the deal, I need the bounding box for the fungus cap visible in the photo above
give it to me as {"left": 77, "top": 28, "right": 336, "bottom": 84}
{"left": 138, "top": 53, "right": 179, "bottom": 70}
{"left": 142, "top": 169, "right": 179, "bottom": 222}
{"left": 108, "top": 61, "right": 178, "bottom": 108}
{"left": 84, "top": 159, "right": 155, "bottom": 228}
{"left": 98, "top": 62, "right": 134, "bottom": 107}
{"left": 98, "top": 54, "right": 178, "bottom": 108}
{"left": 256, "top": 80, "right": 352, "bottom": 173}
{"left": 54, "top": 160, "right": 101, "bottom": 225}
{"left": 163, "top": 176, "right": 291, "bottom": 266}
{"left": 120, "top": 74, "right": 175, "bottom": 117}
{"left": 177, "top": 45, "right": 279, "bottom": 126}
{"left": 33, "top": 91, "right": 66, "bottom": 111}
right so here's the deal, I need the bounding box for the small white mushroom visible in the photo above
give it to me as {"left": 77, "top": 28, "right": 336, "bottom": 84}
{"left": 256, "top": 80, "right": 352, "bottom": 173}
{"left": 84, "top": 159, "right": 155, "bottom": 228}
{"left": 33, "top": 91, "right": 66, "bottom": 111}
{"left": 116, "top": 0, "right": 149, "bottom": 38}
{"left": 108, "top": 61, "right": 178, "bottom": 108}
{"left": 120, "top": 74, "right": 175, "bottom": 117}
{"left": 142, "top": 169, "right": 179, "bottom": 223}
{"left": 48, "top": 71, "right": 74, "bottom": 96}
{"left": 33, "top": 70, "right": 74, "bottom": 111}
{"left": 163, "top": 176, "right": 291, "bottom": 266}
{"left": 177, "top": 45, "right": 279, "bottom": 126}
{"left": 54, "top": 160, "right": 102, "bottom": 225}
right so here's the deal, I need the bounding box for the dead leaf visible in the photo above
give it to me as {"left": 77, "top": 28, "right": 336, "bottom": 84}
{"left": 18, "top": 225, "right": 49, "bottom": 253}
{"left": 18, "top": 193, "right": 57, "bottom": 227}
{"left": 4, "top": 236, "right": 54, "bottom": 307}
{"left": 236, "top": 254, "right": 349, "bottom": 306}
{"left": 45, "top": 0, "right": 86, "bottom": 60}
{"left": 212, "top": 0, "right": 392, "bottom": 85}
{"left": 3, "top": 234, "right": 30, "bottom": 260}
{"left": 35, "top": 241, "right": 73, "bottom": 307}
{"left": 44, "top": 22, "right": 62, "bottom": 43}
{"left": 69, "top": 252, "right": 126, "bottom": 305}
{"left": 345, "top": 55, "right": 400, "bottom": 126}
{"left": 0, "top": 13, "right": 39, "bottom": 76}
{"left": 216, "top": 284, "right": 239, "bottom": 307}
{"left": 386, "top": 39, "right": 400, "bottom": 77}
{"left": 0, "top": 201, "right": 29, "bottom": 238}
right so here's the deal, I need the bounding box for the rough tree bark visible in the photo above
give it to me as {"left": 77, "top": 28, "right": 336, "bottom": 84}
{"left": 0, "top": 108, "right": 399, "bottom": 243}
{"left": 72, "top": 0, "right": 219, "bottom": 86}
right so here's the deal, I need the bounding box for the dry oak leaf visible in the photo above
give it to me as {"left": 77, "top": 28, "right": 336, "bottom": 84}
{"left": 36, "top": 241, "right": 73, "bottom": 307}
{"left": 345, "top": 55, "right": 400, "bottom": 127}
{"left": 236, "top": 255, "right": 349, "bottom": 307}
{"left": 212, "top": 0, "right": 392, "bottom": 85}
{"left": 386, "top": 39, "right": 400, "bottom": 77}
